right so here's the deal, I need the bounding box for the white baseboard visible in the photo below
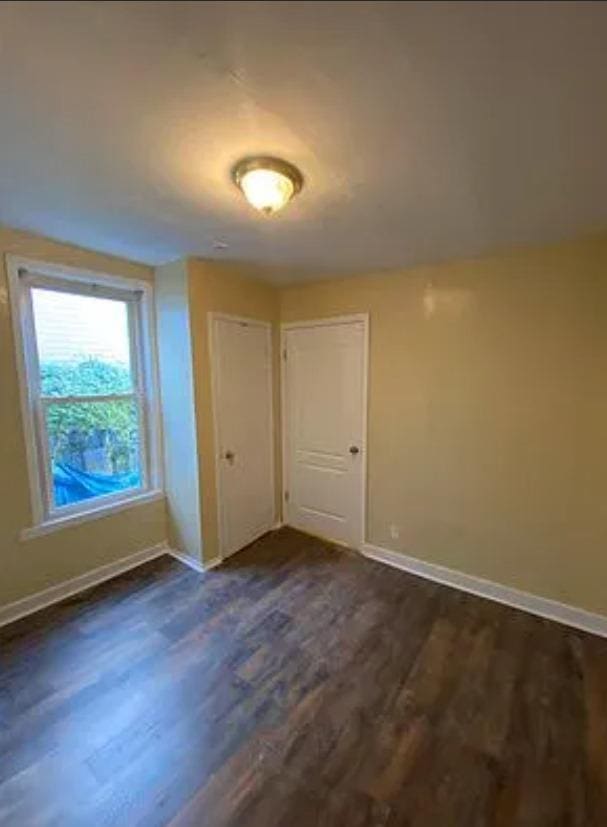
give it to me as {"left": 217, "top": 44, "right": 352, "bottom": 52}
{"left": 0, "top": 542, "right": 169, "bottom": 629}
{"left": 168, "top": 548, "right": 221, "bottom": 573}
{"left": 170, "top": 522, "right": 284, "bottom": 575}
{"left": 361, "top": 542, "right": 607, "bottom": 639}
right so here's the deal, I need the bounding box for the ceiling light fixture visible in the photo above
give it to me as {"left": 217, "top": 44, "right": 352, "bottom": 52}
{"left": 232, "top": 156, "right": 303, "bottom": 215}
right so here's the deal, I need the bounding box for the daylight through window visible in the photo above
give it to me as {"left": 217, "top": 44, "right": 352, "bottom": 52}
{"left": 10, "top": 261, "right": 160, "bottom": 527}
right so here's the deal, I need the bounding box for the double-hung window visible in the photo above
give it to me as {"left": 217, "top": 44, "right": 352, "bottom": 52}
{"left": 8, "top": 257, "right": 162, "bottom": 536}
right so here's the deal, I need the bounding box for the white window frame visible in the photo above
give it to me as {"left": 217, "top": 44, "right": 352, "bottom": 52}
{"left": 7, "top": 255, "right": 163, "bottom": 539}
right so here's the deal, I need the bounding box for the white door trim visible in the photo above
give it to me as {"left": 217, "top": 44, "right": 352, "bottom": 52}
{"left": 280, "top": 313, "right": 369, "bottom": 550}
{"left": 208, "top": 312, "right": 276, "bottom": 560}
{"left": 281, "top": 313, "right": 369, "bottom": 331}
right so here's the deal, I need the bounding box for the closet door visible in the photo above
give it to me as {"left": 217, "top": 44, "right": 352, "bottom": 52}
{"left": 210, "top": 315, "right": 275, "bottom": 558}
{"left": 283, "top": 316, "right": 367, "bottom": 548}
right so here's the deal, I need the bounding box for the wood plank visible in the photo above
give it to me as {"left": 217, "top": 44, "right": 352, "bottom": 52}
{"left": 0, "top": 527, "right": 604, "bottom": 825}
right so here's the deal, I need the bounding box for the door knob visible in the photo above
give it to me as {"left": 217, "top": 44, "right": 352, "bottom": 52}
{"left": 224, "top": 450, "right": 235, "bottom": 462}
{"left": 349, "top": 445, "right": 360, "bottom": 455}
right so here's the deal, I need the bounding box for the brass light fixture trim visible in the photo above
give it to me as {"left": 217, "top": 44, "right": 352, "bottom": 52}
{"left": 231, "top": 156, "right": 304, "bottom": 214}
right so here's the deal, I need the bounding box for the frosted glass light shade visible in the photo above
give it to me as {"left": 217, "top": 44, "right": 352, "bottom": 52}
{"left": 240, "top": 168, "right": 295, "bottom": 214}
{"left": 232, "top": 157, "right": 303, "bottom": 215}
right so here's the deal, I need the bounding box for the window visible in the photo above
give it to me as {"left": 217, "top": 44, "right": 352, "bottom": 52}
{"left": 8, "top": 257, "right": 162, "bottom": 535}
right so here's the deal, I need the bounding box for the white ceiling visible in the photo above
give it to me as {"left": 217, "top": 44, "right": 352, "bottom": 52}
{"left": 1, "top": 1, "right": 606, "bottom": 283}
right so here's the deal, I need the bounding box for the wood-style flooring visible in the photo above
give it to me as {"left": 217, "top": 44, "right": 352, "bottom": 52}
{"left": 1, "top": 527, "right": 606, "bottom": 826}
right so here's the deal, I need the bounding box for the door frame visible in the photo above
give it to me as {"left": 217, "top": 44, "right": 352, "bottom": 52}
{"left": 280, "top": 314, "right": 369, "bottom": 550}
{"left": 208, "top": 312, "right": 276, "bottom": 560}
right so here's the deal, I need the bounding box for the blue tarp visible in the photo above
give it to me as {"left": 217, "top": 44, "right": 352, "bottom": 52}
{"left": 53, "top": 462, "right": 140, "bottom": 506}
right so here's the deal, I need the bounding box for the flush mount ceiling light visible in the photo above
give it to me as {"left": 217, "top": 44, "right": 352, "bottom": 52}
{"left": 232, "top": 156, "right": 303, "bottom": 215}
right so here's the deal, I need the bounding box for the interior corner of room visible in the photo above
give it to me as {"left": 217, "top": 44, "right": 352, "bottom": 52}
{"left": 2, "top": 3, "right": 607, "bottom": 821}
{"left": 4, "top": 228, "right": 607, "bottom": 633}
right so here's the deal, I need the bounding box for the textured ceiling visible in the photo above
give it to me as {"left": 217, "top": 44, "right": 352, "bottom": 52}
{"left": 1, "top": 1, "right": 606, "bottom": 283}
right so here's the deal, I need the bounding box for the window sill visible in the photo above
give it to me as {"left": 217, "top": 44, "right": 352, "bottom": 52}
{"left": 20, "top": 490, "right": 165, "bottom": 541}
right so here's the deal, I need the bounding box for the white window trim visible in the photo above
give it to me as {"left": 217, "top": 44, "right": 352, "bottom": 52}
{"left": 6, "top": 255, "right": 164, "bottom": 540}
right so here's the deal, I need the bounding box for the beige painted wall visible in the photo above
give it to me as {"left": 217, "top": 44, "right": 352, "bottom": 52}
{"left": 155, "top": 259, "right": 202, "bottom": 564}
{"left": 187, "top": 260, "right": 281, "bottom": 563}
{"left": 281, "top": 235, "right": 607, "bottom": 616}
{"left": 0, "top": 227, "right": 166, "bottom": 607}
{"left": 4, "top": 226, "right": 606, "bottom": 620}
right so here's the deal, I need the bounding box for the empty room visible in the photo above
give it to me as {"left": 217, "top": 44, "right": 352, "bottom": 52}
{"left": 1, "top": 1, "right": 607, "bottom": 824}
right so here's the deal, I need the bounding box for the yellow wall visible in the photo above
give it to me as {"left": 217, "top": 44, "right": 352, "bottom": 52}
{"left": 281, "top": 235, "right": 607, "bottom": 616}
{"left": 4, "top": 226, "right": 607, "bottom": 619}
{"left": 187, "top": 260, "right": 281, "bottom": 563}
{"left": 155, "top": 259, "right": 203, "bottom": 564}
{"left": 0, "top": 227, "right": 166, "bottom": 607}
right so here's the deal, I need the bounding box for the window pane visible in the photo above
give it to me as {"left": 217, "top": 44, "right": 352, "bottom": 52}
{"left": 31, "top": 288, "right": 133, "bottom": 396}
{"left": 45, "top": 399, "right": 141, "bottom": 508}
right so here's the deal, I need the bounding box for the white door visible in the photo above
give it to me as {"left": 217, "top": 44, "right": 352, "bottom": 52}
{"left": 283, "top": 317, "right": 367, "bottom": 548}
{"left": 211, "top": 315, "right": 275, "bottom": 558}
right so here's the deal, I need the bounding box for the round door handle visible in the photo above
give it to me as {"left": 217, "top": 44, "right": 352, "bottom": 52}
{"left": 349, "top": 445, "right": 360, "bottom": 455}
{"left": 224, "top": 450, "right": 235, "bottom": 461}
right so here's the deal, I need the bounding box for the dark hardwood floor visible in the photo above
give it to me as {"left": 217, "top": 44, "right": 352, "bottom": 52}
{"left": 1, "top": 527, "right": 606, "bottom": 826}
